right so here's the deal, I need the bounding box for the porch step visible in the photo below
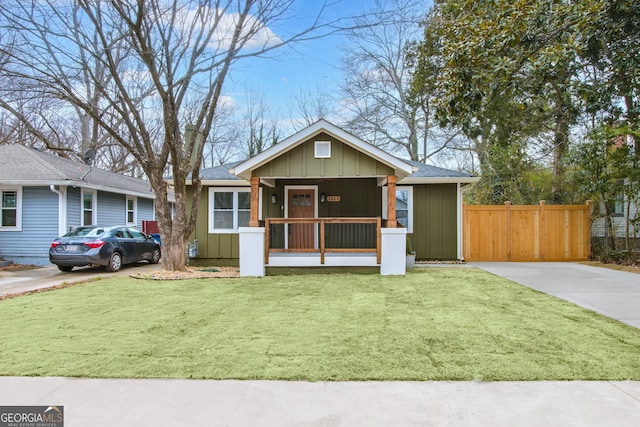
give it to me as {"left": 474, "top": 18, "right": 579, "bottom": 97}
{"left": 267, "top": 252, "right": 379, "bottom": 267}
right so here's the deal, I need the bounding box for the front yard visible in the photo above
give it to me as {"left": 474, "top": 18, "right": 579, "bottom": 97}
{"left": 1, "top": 268, "right": 639, "bottom": 381}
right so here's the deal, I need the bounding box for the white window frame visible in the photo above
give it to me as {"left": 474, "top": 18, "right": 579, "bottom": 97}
{"left": 0, "top": 187, "right": 22, "bottom": 231}
{"left": 382, "top": 186, "right": 413, "bottom": 233}
{"left": 126, "top": 196, "right": 137, "bottom": 225}
{"left": 81, "top": 189, "right": 97, "bottom": 226}
{"left": 314, "top": 140, "right": 331, "bottom": 158}
{"left": 208, "top": 187, "right": 260, "bottom": 233}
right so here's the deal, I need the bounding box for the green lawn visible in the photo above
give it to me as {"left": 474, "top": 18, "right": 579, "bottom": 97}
{"left": 1, "top": 268, "right": 640, "bottom": 381}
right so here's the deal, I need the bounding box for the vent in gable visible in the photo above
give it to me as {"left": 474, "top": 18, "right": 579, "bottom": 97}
{"left": 314, "top": 140, "right": 331, "bottom": 158}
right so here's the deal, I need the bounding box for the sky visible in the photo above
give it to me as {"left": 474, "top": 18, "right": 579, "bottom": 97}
{"left": 222, "top": 0, "right": 382, "bottom": 128}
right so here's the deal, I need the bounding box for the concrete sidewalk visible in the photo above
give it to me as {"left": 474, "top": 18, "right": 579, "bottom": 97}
{"left": 1, "top": 377, "right": 639, "bottom": 426}
{"left": 470, "top": 262, "right": 640, "bottom": 328}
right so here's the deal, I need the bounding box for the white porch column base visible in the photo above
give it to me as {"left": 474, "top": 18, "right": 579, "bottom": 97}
{"left": 238, "top": 227, "right": 265, "bottom": 277}
{"left": 380, "top": 228, "right": 407, "bottom": 276}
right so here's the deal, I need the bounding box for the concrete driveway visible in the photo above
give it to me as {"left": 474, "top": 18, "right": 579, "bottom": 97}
{"left": 0, "top": 262, "right": 159, "bottom": 298}
{"left": 471, "top": 262, "right": 640, "bottom": 329}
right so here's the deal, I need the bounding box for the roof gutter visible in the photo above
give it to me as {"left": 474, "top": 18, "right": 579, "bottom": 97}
{"left": 399, "top": 176, "right": 480, "bottom": 185}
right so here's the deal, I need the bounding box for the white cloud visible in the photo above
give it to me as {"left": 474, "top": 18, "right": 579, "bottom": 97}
{"left": 176, "top": 6, "right": 283, "bottom": 53}
{"left": 218, "top": 95, "right": 237, "bottom": 109}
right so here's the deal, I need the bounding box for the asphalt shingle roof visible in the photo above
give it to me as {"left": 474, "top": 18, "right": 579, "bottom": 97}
{"left": 402, "top": 159, "right": 474, "bottom": 178}
{"left": 196, "top": 158, "right": 474, "bottom": 181}
{"left": 0, "top": 144, "right": 156, "bottom": 197}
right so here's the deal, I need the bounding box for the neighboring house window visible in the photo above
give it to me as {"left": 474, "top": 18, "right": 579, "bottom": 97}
{"left": 0, "top": 188, "right": 21, "bottom": 230}
{"left": 126, "top": 197, "right": 137, "bottom": 225}
{"left": 208, "top": 188, "right": 252, "bottom": 233}
{"left": 81, "top": 190, "right": 97, "bottom": 226}
{"left": 382, "top": 186, "right": 413, "bottom": 232}
{"left": 613, "top": 189, "right": 624, "bottom": 217}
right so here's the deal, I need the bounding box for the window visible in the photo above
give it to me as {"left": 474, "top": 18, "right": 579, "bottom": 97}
{"left": 1, "top": 188, "right": 21, "bottom": 230}
{"left": 128, "top": 228, "right": 145, "bottom": 239}
{"left": 126, "top": 197, "right": 137, "bottom": 225}
{"left": 382, "top": 186, "right": 413, "bottom": 232}
{"left": 209, "top": 188, "right": 252, "bottom": 233}
{"left": 613, "top": 191, "right": 624, "bottom": 216}
{"left": 314, "top": 140, "right": 331, "bottom": 158}
{"left": 81, "top": 190, "right": 96, "bottom": 226}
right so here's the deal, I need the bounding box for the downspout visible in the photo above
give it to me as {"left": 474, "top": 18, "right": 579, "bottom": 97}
{"left": 50, "top": 185, "right": 67, "bottom": 236}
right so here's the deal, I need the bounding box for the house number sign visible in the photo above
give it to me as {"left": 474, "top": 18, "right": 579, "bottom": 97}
{"left": 327, "top": 196, "right": 341, "bottom": 202}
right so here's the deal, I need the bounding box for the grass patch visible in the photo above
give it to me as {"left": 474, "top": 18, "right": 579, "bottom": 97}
{"left": 1, "top": 268, "right": 639, "bottom": 381}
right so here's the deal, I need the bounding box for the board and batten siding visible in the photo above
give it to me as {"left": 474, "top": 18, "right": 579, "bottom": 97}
{"left": 253, "top": 134, "right": 394, "bottom": 179}
{"left": 0, "top": 186, "right": 60, "bottom": 265}
{"left": 188, "top": 186, "right": 240, "bottom": 259}
{"left": 411, "top": 184, "right": 458, "bottom": 260}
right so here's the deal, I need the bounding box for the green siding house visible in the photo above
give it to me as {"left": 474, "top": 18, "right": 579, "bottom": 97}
{"left": 186, "top": 120, "right": 478, "bottom": 275}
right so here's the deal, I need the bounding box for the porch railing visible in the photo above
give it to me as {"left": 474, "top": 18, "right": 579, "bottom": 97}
{"left": 264, "top": 217, "right": 382, "bottom": 265}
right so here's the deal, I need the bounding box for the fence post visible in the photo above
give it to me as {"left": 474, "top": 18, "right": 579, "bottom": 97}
{"left": 539, "top": 200, "right": 546, "bottom": 261}
{"left": 505, "top": 201, "right": 511, "bottom": 261}
{"left": 586, "top": 200, "right": 592, "bottom": 259}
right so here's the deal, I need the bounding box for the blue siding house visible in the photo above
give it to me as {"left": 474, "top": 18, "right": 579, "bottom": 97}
{"left": 0, "top": 144, "right": 162, "bottom": 266}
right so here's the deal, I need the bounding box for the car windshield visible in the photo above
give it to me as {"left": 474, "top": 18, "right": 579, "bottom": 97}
{"left": 63, "top": 227, "right": 106, "bottom": 237}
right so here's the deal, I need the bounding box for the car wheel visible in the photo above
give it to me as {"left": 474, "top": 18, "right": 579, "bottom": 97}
{"left": 150, "top": 247, "right": 161, "bottom": 264}
{"left": 57, "top": 265, "right": 74, "bottom": 272}
{"left": 106, "top": 252, "right": 123, "bottom": 272}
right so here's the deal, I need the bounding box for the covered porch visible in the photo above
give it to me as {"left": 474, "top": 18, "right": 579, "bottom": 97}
{"left": 239, "top": 174, "right": 407, "bottom": 276}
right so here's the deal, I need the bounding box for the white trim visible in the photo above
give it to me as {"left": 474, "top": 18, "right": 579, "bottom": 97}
{"left": 382, "top": 186, "right": 413, "bottom": 233}
{"left": 81, "top": 189, "right": 97, "bottom": 226}
{"left": 284, "top": 185, "right": 318, "bottom": 250}
{"left": 208, "top": 187, "right": 261, "bottom": 234}
{"left": 231, "top": 119, "right": 414, "bottom": 180}
{"left": 200, "top": 180, "right": 250, "bottom": 187}
{"left": 0, "top": 187, "right": 22, "bottom": 231}
{"left": 49, "top": 185, "right": 67, "bottom": 236}
{"left": 126, "top": 196, "right": 137, "bottom": 226}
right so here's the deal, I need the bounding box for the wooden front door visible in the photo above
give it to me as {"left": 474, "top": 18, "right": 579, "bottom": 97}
{"left": 288, "top": 189, "right": 315, "bottom": 249}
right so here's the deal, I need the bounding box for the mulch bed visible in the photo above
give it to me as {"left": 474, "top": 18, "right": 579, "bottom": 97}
{"left": 130, "top": 266, "right": 240, "bottom": 280}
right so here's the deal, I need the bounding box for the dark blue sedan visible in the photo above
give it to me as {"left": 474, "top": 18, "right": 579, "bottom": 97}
{"left": 49, "top": 226, "right": 161, "bottom": 272}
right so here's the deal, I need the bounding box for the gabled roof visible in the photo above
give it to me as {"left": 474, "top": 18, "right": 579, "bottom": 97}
{"left": 0, "top": 144, "right": 157, "bottom": 198}
{"left": 231, "top": 119, "right": 416, "bottom": 180}
{"left": 194, "top": 120, "right": 479, "bottom": 185}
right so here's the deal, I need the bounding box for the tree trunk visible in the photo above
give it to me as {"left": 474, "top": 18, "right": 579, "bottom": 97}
{"left": 551, "top": 111, "right": 570, "bottom": 203}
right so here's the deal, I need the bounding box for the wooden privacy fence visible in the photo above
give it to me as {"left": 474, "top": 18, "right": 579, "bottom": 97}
{"left": 464, "top": 201, "right": 592, "bottom": 262}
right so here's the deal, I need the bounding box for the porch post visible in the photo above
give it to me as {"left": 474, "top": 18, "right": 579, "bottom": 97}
{"left": 250, "top": 176, "right": 260, "bottom": 227}
{"left": 387, "top": 175, "right": 397, "bottom": 228}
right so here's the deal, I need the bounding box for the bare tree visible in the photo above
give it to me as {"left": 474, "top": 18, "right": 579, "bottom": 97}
{"left": 289, "top": 85, "right": 336, "bottom": 131}
{"left": 340, "top": 0, "right": 455, "bottom": 162}
{"left": 0, "top": 0, "right": 345, "bottom": 271}
{"left": 242, "top": 88, "right": 280, "bottom": 157}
